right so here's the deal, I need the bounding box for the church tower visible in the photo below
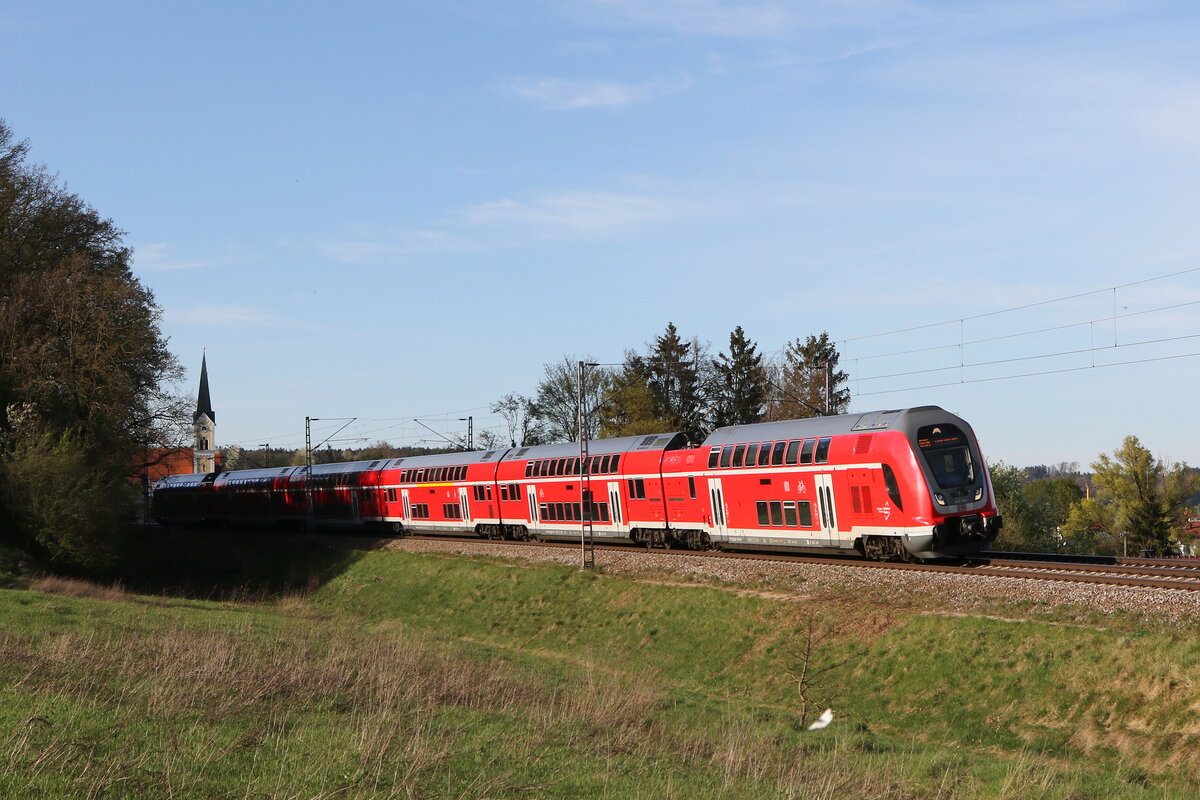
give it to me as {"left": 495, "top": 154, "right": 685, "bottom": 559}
{"left": 193, "top": 353, "right": 217, "bottom": 473}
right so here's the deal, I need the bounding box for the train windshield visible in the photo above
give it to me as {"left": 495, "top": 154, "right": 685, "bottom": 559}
{"left": 916, "top": 424, "right": 975, "bottom": 489}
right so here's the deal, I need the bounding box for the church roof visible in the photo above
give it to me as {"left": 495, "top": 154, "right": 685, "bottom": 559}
{"left": 194, "top": 354, "right": 215, "bottom": 423}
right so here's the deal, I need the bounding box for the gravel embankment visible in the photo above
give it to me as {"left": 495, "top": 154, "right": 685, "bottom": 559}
{"left": 383, "top": 538, "right": 1200, "bottom": 625}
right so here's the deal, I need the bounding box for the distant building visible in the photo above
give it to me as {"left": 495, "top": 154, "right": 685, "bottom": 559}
{"left": 193, "top": 353, "right": 217, "bottom": 473}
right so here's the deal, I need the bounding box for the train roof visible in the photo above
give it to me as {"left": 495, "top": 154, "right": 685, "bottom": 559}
{"left": 212, "top": 466, "right": 303, "bottom": 484}
{"left": 306, "top": 459, "right": 389, "bottom": 476}
{"left": 383, "top": 448, "right": 511, "bottom": 470}
{"left": 152, "top": 472, "right": 211, "bottom": 488}
{"left": 702, "top": 406, "right": 966, "bottom": 446}
{"left": 499, "top": 432, "right": 689, "bottom": 462}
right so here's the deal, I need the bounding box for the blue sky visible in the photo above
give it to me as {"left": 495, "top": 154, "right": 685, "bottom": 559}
{"left": 4, "top": 0, "right": 1199, "bottom": 467}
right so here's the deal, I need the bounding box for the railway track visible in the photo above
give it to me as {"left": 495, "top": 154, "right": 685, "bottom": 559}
{"left": 153, "top": 525, "right": 1200, "bottom": 593}
{"left": 382, "top": 533, "right": 1200, "bottom": 593}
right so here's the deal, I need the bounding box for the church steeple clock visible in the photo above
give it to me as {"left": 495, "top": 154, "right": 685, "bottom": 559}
{"left": 193, "top": 353, "right": 217, "bottom": 473}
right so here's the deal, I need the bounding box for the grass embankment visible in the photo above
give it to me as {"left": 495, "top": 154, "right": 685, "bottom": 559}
{"left": 2, "top": 533, "right": 1199, "bottom": 798}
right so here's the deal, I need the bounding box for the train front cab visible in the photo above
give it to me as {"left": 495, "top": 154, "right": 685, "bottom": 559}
{"left": 903, "top": 414, "right": 1002, "bottom": 559}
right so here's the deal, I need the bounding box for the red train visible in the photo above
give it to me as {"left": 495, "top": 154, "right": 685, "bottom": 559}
{"left": 153, "top": 406, "right": 1002, "bottom": 561}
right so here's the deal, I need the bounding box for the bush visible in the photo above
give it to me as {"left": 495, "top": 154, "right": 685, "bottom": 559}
{"left": 0, "top": 427, "right": 128, "bottom": 573}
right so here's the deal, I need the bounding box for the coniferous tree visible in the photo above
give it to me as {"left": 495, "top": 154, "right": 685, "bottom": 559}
{"left": 711, "top": 326, "right": 768, "bottom": 427}
{"left": 767, "top": 332, "right": 850, "bottom": 420}
{"left": 644, "top": 322, "right": 709, "bottom": 434}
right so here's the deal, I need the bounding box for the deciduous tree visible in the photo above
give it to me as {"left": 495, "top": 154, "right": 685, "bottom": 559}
{"left": 0, "top": 120, "right": 188, "bottom": 571}
{"left": 1077, "top": 436, "right": 1198, "bottom": 556}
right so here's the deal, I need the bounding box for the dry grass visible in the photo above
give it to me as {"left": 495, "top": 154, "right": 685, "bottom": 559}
{"left": 30, "top": 575, "right": 127, "bottom": 602}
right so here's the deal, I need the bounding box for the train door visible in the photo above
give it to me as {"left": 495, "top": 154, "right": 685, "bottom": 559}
{"left": 458, "top": 488, "right": 471, "bottom": 527}
{"left": 815, "top": 473, "right": 838, "bottom": 546}
{"left": 401, "top": 489, "right": 412, "bottom": 522}
{"left": 351, "top": 490, "right": 360, "bottom": 522}
{"left": 526, "top": 484, "right": 540, "bottom": 535}
{"left": 607, "top": 481, "right": 623, "bottom": 535}
{"left": 709, "top": 477, "right": 728, "bottom": 541}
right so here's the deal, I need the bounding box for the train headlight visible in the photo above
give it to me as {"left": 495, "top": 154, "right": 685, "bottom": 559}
{"left": 974, "top": 487, "right": 983, "bottom": 501}
{"left": 934, "top": 493, "right": 946, "bottom": 506}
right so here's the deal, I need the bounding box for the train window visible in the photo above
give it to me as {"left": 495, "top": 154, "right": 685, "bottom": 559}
{"left": 539, "top": 461, "right": 549, "bottom": 477}
{"left": 599, "top": 503, "right": 610, "bottom": 522}
{"left": 744, "top": 443, "right": 759, "bottom": 467}
{"left": 708, "top": 448, "right": 719, "bottom": 469}
{"left": 797, "top": 500, "right": 813, "bottom": 527}
{"left": 815, "top": 437, "right": 832, "bottom": 463}
{"left": 785, "top": 440, "right": 801, "bottom": 465}
{"left": 882, "top": 465, "right": 904, "bottom": 510}
{"left": 758, "top": 443, "right": 773, "bottom": 466}
{"left": 539, "top": 503, "right": 550, "bottom": 520}
{"left": 688, "top": 476, "right": 696, "bottom": 499}
{"left": 783, "top": 501, "right": 798, "bottom": 527}
{"left": 388, "top": 488, "right": 397, "bottom": 502}
{"left": 800, "top": 439, "right": 815, "bottom": 464}
{"left": 771, "top": 441, "right": 786, "bottom": 466}
{"left": 769, "top": 501, "right": 784, "bottom": 526}
{"left": 611, "top": 454, "right": 621, "bottom": 473}
{"left": 732, "top": 444, "right": 746, "bottom": 468}
{"left": 720, "top": 445, "right": 733, "bottom": 468}
{"left": 756, "top": 501, "right": 770, "bottom": 526}
{"left": 525, "top": 463, "right": 533, "bottom": 478}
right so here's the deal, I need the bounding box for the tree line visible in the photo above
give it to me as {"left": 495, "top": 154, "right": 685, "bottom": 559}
{"left": 990, "top": 438, "right": 1200, "bottom": 557}
{"left": 487, "top": 322, "right": 850, "bottom": 448}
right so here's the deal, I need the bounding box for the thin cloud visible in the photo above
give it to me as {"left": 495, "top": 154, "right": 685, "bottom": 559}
{"left": 506, "top": 74, "right": 691, "bottom": 109}
{"left": 315, "top": 185, "right": 703, "bottom": 265}
{"left": 460, "top": 188, "right": 697, "bottom": 236}
{"left": 132, "top": 242, "right": 222, "bottom": 271}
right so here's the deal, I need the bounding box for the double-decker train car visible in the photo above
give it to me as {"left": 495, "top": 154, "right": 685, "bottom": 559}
{"left": 153, "top": 405, "right": 1001, "bottom": 561}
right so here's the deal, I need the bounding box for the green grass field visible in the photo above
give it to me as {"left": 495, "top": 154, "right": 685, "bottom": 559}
{"left": 2, "top": 533, "right": 1199, "bottom": 798}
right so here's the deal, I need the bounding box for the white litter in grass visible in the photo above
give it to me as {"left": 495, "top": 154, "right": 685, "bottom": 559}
{"left": 808, "top": 708, "right": 833, "bottom": 730}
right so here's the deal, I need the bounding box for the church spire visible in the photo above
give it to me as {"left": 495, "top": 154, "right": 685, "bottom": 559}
{"left": 194, "top": 353, "right": 215, "bottom": 424}
{"left": 193, "top": 353, "right": 217, "bottom": 473}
